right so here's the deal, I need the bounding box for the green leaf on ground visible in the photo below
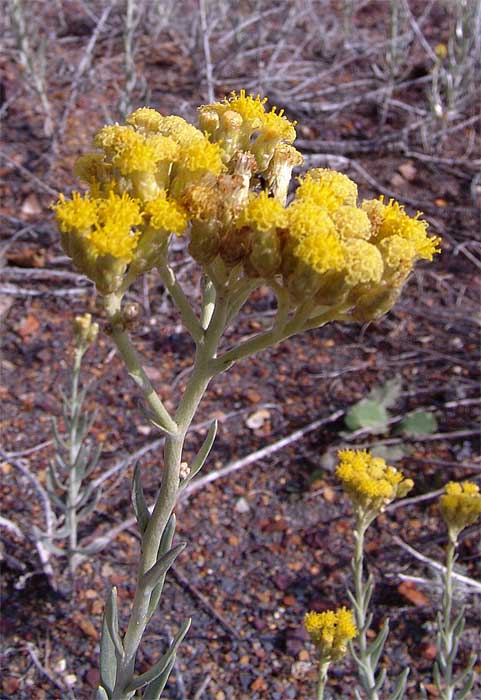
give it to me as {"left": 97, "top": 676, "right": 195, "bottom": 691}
{"left": 398, "top": 410, "right": 438, "bottom": 436}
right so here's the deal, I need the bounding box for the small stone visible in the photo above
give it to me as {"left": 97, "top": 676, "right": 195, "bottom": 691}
{"left": 291, "top": 661, "right": 312, "bottom": 679}
{"left": 246, "top": 408, "right": 270, "bottom": 430}
{"left": 235, "top": 497, "right": 250, "bottom": 513}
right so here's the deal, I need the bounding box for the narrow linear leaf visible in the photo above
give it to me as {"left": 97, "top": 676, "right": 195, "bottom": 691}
{"left": 141, "top": 656, "right": 175, "bottom": 700}
{"left": 147, "top": 515, "right": 177, "bottom": 620}
{"left": 95, "top": 686, "right": 110, "bottom": 700}
{"left": 45, "top": 487, "right": 67, "bottom": 512}
{"left": 99, "top": 591, "right": 117, "bottom": 695}
{"left": 459, "top": 670, "right": 475, "bottom": 700}
{"left": 142, "top": 543, "right": 186, "bottom": 592}
{"left": 346, "top": 588, "right": 361, "bottom": 613}
{"left": 84, "top": 443, "right": 103, "bottom": 477}
{"left": 390, "top": 667, "right": 410, "bottom": 700}
{"left": 54, "top": 452, "right": 69, "bottom": 472}
{"left": 182, "top": 420, "right": 217, "bottom": 485}
{"left": 37, "top": 537, "right": 65, "bottom": 556}
{"left": 374, "top": 667, "right": 386, "bottom": 692}
{"left": 451, "top": 607, "right": 466, "bottom": 639}
{"left": 76, "top": 482, "right": 95, "bottom": 509}
{"left": 50, "top": 525, "right": 71, "bottom": 540}
{"left": 132, "top": 463, "right": 150, "bottom": 535}
{"left": 369, "top": 619, "right": 389, "bottom": 668}
{"left": 105, "top": 586, "right": 123, "bottom": 658}
{"left": 46, "top": 466, "right": 67, "bottom": 494}
{"left": 159, "top": 514, "right": 176, "bottom": 557}
{"left": 127, "top": 618, "right": 191, "bottom": 692}
{"left": 51, "top": 417, "right": 67, "bottom": 451}
{"left": 77, "top": 488, "right": 101, "bottom": 522}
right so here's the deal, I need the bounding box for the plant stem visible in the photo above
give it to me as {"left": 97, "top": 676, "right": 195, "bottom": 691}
{"left": 157, "top": 263, "right": 203, "bottom": 344}
{"left": 210, "top": 302, "right": 346, "bottom": 374}
{"left": 317, "top": 661, "right": 330, "bottom": 700}
{"left": 438, "top": 535, "right": 457, "bottom": 700}
{"left": 106, "top": 289, "right": 229, "bottom": 699}
{"left": 105, "top": 293, "right": 178, "bottom": 435}
{"left": 352, "top": 510, "right": 380, "bottom": 700}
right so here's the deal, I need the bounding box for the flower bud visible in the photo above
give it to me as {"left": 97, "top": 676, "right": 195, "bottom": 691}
{"left": 189, "top": 220, "right": 221, "bottom": 264}
{"left": 74, "top": 313, "right": 99, "bottom": 348}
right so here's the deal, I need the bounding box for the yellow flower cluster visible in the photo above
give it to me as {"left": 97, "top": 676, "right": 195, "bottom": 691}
{"left": 336, "top": 449, "right": 414, "bottom": 513}
{"left": 54, "top": 92, "right": 440, "bottom": 310}
{"left": 304, "top": 607, "right": 357, "bottom": 661}
{"left": 440, "top": 481, "right": 481, "bottom": 538}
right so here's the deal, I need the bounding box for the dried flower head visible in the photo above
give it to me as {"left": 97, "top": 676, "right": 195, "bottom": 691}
{"left": 337, "top": 449, "right": 414, "bottom": 514}
{"left": 304, "top": 607, "right": 357, "bottom": 661}
{"left": 440, "top": 481, "right": 481, "bottom": 539}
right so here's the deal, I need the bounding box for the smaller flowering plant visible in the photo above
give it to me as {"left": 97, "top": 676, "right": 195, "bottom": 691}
{"left": 439, "top": 481, "right": 481, "bottom": 541}
{"left": 304, "top": 607, "right": 357, "bottom": 662}
{"left": 336, "top": 448, "right": 414, "bottom": 518}
{"left": 434, "top": 482, "right": 481, "bottom": 700}
{"left": 304, "top": 607, "right": 357, "bottom": 699}
{"left": 337, "top": 450, "right": 414, "bottom": 700}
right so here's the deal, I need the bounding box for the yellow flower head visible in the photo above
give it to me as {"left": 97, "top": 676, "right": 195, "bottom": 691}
{"left": 378, "top": 235, "right": 417, "bottom": 271}
{"left": 296, "top": 169, "right": 358, "bottom": 213}
{"left": 236, "top": 191, "right": 287, "bottom": 232}
{"left": 332, "top": 206, "right": 372, "bottom": 240}
{"left": 159, "top": 115, "right": 206, "bottom": 146}
{"left": 261, "top": 106, "right": 296, "bottom": 143}
{"left": 222, "top": 89, "right": 267, "bottom": 124}
{"left": 342, "top": 240, "right": 384, "bottom": 286}
{"left": 144, "top": 192, "right": 188, "bottom": 234}
{"left": 336, "top": 449, "right": 414, "bottom": 513}
{"left": 126, "top": 107, "right": 164, "bottom": 133}
{"left": 178, "top": 137, "right": 225, "bottom": 175}
{"left": 95, "top": 124, "right": 138, "bottom": 154}
{"left": 54, "top": 192, "right": 98, "bottom": 234}
{"left": 287, "top": 199, "right": 338, "bottom": 240}
{"left": 293, "top": 230, "right": 345, "bottom": 276}
{"left": 371, "top": 198, "right": 441, "bottom": 262}
{"left": 440, "top": 481, "right": 481, "bottom": 538}
{"left": 88, "top": 191, "right": 143, "bottom": 261}
{"left": 304, "top": 607, "right": 357, "bottom": 661}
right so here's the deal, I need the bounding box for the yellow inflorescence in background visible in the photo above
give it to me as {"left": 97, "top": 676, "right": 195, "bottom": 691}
{"left": 336, "top": 449, "right": 414, "bottom": 513}
{"left": 440, "top": 481, "right": 481, "bottom": 537}
{"left": 304, "top": 607, "right": 357, "bottom": 661}
{"left": 54, "top": 92, "right": 440, "bottom": 309}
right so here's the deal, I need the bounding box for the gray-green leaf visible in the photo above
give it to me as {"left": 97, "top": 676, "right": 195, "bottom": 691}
{"left": 398, "top": 410, "right": 438, "bottom": 436}
{"left": 142, "top": 543, "right": 186, "bottom": 592}
{"left": 345, "top": 399, "right": 390, "bottom": 433}
{"left": 100, "top": 591, "right": 118, "bottom": 695}
{"left": 132, "top": 463, "right": 150, "bottom": 535}
{"left": 127, "top": 618, "right": 190, "bottom": 692}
